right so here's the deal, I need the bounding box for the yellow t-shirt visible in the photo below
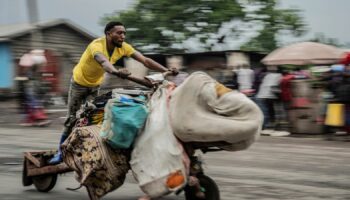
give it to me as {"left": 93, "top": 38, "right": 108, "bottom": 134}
{"left": 73, "top": 37, "right": 135, "bottom": 87}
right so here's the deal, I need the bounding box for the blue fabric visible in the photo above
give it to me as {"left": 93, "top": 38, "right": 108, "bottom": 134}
{"left": 0, "top": 43, "right": 13, "bottom": 88}
{"left": 100, "top": 95, "right": 148, "bottom": 149}
{"left": 331, "top": 64, "right": 344, "bottom": 72}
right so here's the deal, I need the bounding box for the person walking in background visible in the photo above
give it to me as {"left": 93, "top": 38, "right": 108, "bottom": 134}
{"left": 280, "top": 69, "right": 295, "bottom": 124}
{"left": 18, "top": 50, "right": 51, "bottom": 127}
{"left": 255, "top": 65, "right": 282, "bottom": 132}
{"left": 235, "top": 63, "right": 255, "bottom": 96}
{"left": 335, "top": 54, "right": 350, "bottom": 134}
{"left": 253, "top": 65, "right": 267, "bottom": 95}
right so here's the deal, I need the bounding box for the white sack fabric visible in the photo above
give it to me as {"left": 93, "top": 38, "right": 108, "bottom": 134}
{"left": 170, "top": 71, "right": 263, "bottom": 151}
{"left": 130, "top": 82, "right": 188, "bottom": 198}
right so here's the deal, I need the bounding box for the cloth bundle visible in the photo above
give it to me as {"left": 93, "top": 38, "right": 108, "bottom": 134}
{"left": 130, "top": 82, "right": 188, "bottom": 198}
{"left": 100, "top": 94, "right": 148, "bottom": 149}
{"left": 62, "top": 125, "right": 130, "bottom": 200}
{"left": 169, "top": 71, "right": 263, "bottom": 151}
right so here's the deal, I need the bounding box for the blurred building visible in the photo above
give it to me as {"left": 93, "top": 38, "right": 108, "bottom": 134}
{"left": 147, "top": 50, "right": 265, "bottom": 85}
{"left": 0, "top": 19, "right": 96, "bottom": 96}
{"left": 0, "top": 18, "right": 265, "bottom": 99}
{"left": 101, "top": 50, "right": 266, "bottom": 91}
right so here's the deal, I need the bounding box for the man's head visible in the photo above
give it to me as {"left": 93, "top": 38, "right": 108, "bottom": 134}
{"left": 104, "top": 21, "right": 126, "bottom": 48}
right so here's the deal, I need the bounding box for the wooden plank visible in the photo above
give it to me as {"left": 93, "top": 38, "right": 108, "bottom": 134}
{"left": 24, "top": 152, "right": 42, "bottom": 168}
{"left": 27, "top": 163, "right": 72, "bottom": 177}
{"left": 24, "top": 150, "right": 56, "bottom": 154}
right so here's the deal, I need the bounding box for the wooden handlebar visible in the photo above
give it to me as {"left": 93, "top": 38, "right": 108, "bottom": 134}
{"left": 111, "top": 70, "right": 177, "bottom": 88}
{"left": 125, "top": 75, "right": 154, "bottom": 88}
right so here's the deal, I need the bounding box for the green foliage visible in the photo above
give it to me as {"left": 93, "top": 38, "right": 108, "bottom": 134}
{"left": 102, "top": 0, "right": 244, "bottom": 53}
{"left": 101, "top": 0, "right": 306, "bottom": 53}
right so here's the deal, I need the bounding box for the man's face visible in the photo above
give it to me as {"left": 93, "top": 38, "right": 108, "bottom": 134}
{"left": 107, "top": 26, "right": 126, "bottom": 48}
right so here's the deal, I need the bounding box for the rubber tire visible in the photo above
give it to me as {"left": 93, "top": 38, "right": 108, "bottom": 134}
{"left": 22, "top": 159, "right": 33, "bottom": 186}
{"left": 184, "top": 174, "right": 220, "bottom": 200}
{"left": 32, "top": 174, "right": 58, "bottom": 192}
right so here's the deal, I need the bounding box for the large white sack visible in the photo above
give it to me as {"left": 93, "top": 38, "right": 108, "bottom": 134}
{"left": 170, "top": 71, "right": 263, "bottom": 151}
{"left": 130, "top": 82, "right": 188, "bottom": 198}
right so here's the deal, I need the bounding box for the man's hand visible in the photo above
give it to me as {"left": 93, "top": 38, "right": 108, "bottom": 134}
{"left": 168, "top": 67, "right": 179, "bottom": 75}
{"left": 114, "top": 68, "right": 131, "bottom": 78}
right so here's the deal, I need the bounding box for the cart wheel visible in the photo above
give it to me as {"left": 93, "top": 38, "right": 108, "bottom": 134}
{"left": 184, "top": 174, "right": 220, "bottom": 200}
{"left": 32, "top": 174, "right": 57, "bottom": 192}
{"left": 22, "top": 159, "right": 33, "bottom": 186}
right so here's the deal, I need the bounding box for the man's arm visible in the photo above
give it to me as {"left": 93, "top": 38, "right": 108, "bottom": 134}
{"left": 131, "top": 51, "right": 178, "bottom": 74}
{"left": 94, "top": 53, "right": 130, "bottom": 77}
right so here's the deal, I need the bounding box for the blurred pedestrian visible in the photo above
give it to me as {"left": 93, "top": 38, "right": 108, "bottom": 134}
{"left": 337, "top": 54, "right": 350, "bottom": 134}
{"left": 256, "top": 65, "right": 282, "bottom": 130}
{"left": 236, "top": 63, "right": 255, "bottom": 96}
{"left": 18, "top": 50, "right": 51, "bottom": 127}
{"left": 280, "top": 69, "right": 295, "bottom": 122}
{"left": 15, "top": 61, "right": 29, "bottom": 115}
{"left": 253, "top": 65, "right": 267, "bottom": 95}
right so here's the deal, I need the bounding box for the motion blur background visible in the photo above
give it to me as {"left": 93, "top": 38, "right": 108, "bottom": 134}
{"left": 0, "top": 0, "right": 350, "bottom": 135}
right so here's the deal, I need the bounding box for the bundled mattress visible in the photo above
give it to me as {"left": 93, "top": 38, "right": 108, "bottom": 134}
{"left": 169, "top": 72, "right": 263, "bottom": 151}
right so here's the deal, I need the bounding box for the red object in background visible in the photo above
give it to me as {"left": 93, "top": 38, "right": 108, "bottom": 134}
{"left": 280, "top": 74, "right": 295, "bottom": 102}
{"left": 241, "top": 89, "right": 255, "bottom": 96}
{"left": 24, "top": 107, "right": 48, "bottom": 124}
{"left": 40, "top": 50, "right": 61, "bottom": 93}
{"left": 340, "top": 52, "right": 350, "bottom": 65}
{"left": 291, "top": 97, "right": 311, "bottom": 108}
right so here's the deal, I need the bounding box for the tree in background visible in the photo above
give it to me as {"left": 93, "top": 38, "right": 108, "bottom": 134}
{"left": 101, "top": 0, "right": 306, "bottom": 53}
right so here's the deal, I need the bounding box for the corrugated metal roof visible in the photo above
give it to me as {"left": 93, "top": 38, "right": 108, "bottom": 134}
{"left": 0, "top": 18, "right": 97, "bottom": 40}
{"left": 0, "top": 23, "right": 33, "bottom": 38}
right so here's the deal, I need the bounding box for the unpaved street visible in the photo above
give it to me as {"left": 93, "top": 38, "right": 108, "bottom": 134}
{"left": 0, "top": 126, "right": 349, "bottom": 200}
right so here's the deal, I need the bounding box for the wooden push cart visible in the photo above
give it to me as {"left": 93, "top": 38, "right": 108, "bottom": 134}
{"left": 22, "top": 150, "right": 72, "bottom": 192}
{"left": 22, "top": 73, "right": 222, "bottom": 199}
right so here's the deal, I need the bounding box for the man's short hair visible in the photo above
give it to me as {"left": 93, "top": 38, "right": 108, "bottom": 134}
{"left": 104, "top": 21, "right": 124, "bottom": 34}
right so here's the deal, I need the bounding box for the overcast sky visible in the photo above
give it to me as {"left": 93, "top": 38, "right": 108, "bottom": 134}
{"left": 0, "top": 0, "right": 349, "bottom": 47}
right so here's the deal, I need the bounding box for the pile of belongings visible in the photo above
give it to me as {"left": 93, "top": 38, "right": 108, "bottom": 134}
{"left": 62, "top": 71, "right": 263, "bottom": 200}
{"left": 62, "top": 88, "right": 152, "bottom": 199}
{"left": 130, "top": 72, "right": 263, "bottom": 198}
{"left": 61, "top": 91, "right": 134, "bottom": 199}
{"left": 74, "top": 91, "right": 112, "bottom": 127}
